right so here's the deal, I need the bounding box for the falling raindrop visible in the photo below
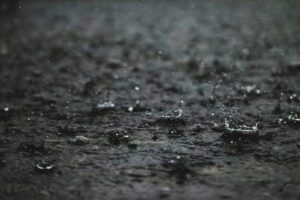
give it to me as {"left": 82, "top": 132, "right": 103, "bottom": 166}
{"left": 128, "top": 106, "right": 134, "bottom": 112}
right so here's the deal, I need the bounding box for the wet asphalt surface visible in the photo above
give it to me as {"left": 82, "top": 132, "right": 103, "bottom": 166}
{"left": 1, "top": 0, "right": 300, "bottom": 199}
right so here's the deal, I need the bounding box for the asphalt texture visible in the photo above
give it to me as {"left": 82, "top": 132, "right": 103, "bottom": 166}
{"left": 1, "top": 0, "right": 300, "bottom": 199}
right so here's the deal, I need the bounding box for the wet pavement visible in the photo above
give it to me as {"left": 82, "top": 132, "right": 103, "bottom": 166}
{"left": 1, "top": 0, "right": 300, "bottom": 199}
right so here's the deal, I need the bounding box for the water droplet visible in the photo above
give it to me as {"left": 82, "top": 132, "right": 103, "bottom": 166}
{"left": 128, "top": 106, "right": 134, "bottom": 112}
{"left": 3, "top": 107, "right": 9, "bottom": 112}
{"left": 287, "top": 94, "right": 299, "bottom": 103}
{"left": 157, "top": 50, "right": 163, "bottom": 55}
{"left": 179, "top": 100, "right": 184, "bottom": 106}
{"left": 134, "top": 86, "right": 140, "bottom": 91}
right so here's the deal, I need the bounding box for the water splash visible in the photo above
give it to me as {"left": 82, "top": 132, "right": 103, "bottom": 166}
{"left": 288, "top": 113, "right": 300, "bottom": 124}
{"left": 224, "top": 119, "right": 259, "bottom": 135}
{"left": 163, "top": 109, "right": 183, "bottom": 119}
{"left": 35, "top": 160, "right": 55, "bottom": 172}
{"left": 156, "top": 109, "right": 185, "bottom": 126}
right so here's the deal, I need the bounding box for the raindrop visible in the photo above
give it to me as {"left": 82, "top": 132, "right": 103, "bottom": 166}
{"left": 128, "top": 106, "right": 134, "bottom": 112}
{"left": 287, "top": 94, "right": 299, "bottom": 103}
{"left": 179, "top": 100, "right": 184, "bottom": 107}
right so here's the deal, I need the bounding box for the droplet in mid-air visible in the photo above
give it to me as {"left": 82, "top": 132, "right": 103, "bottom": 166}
{"left": 128, "top": 106, "right": 134, "bottom": 112}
